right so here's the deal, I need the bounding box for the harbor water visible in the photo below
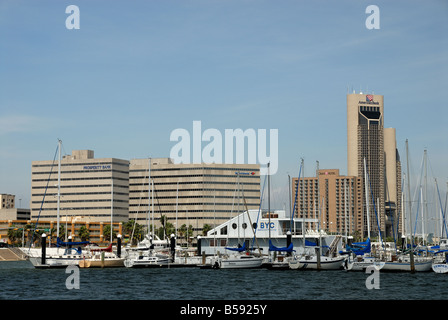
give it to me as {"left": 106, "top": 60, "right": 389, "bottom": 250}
{"left": 1, "top": 261, "right": 448, "bottom": 301}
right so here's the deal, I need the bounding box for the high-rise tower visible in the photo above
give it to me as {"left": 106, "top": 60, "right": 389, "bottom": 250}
{"left": 347, "top": 93, "right": 385, "bottom": 237}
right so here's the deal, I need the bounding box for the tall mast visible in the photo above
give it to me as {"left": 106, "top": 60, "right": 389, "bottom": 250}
{"left": 57, "top": 139, "right": 62, "bottom": 238}
{"left": 111, "top": 175, "right": 113, "bottom": 243}
{"left": 148, "top": 158, "right": 151, "bottom": 236}
{"left": 268, "top": 162, "right": 271, "bottom": 241}
{"left": 406, "top": 139, "right": 415, "bottom": 273}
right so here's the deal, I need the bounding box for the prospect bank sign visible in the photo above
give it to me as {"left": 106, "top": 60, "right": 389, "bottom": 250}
{"left": 83, "top": 165, "right": 111, "bottom": 170}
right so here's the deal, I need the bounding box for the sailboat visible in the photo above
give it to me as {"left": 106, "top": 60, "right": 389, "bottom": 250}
{"left": 344, "top": 158, "right": 385, "bottom": 271}
{"left": 432, "top": 248, "right": 448, "bottom": 273}
{"left": 212, "top": 172, "right": 263, "bottom": 269}
{"left": 289, "top": 161, "right": 345, "bottom": 270}
{"left": 25, "top": 140, "right": 90, "bottom": 268}
{"left": 27, "top": 236, "right": 90, "bottom": 268}
{"left": 382, "top": 141, "right": 432, "bottom": 272}
{"left": 79, "top": 238, "right": 125, "bottom": 268}
{"left": 124, "top": 164, "right": 174, "bottom": 268}
{"left": 123, "top": 233, "right": 172, "bottom": 268}
{"left": 263, "top": 163, "right": 295, "bottom": 269}
{"left": 431, "top": 179, "right": 448, "bottom": 273}
{"left": 212, "top": 242, "right": 263, "bottom": 269}
{"left": 288, "top": 236, "right": 346, "bottom": 270}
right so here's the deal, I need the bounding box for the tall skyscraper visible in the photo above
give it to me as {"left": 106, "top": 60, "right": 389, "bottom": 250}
{"left": 347, "top": 93, "right": 401, "bottom": 239}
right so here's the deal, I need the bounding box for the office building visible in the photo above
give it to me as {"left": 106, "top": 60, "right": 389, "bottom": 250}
{"left": 30, "top": 150, "right": 260, "bottom": 235}
{"left": 347, "top": 92, "right": 402, "bottom": 238}
{"left": 129, "top": 158, "right": 261, "bottom": 234}
{"left": 31, "top": 150, "right": 130, "bottom": 223}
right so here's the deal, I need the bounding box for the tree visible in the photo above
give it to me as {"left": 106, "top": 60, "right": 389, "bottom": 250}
{"left": 78, "top": 225, "right": 90, "bottom": 242}
{"left": 202, "top": 224, "right": 212, "bottom": 236}
{"left": 123, "top": 220, "right": 145, "bottom": 245}
{"left": 103, "top": 225, "right": 116, "bottom": 243}
{"left": 7, "top": 227, "right": 22, "bottom": 246}
{"left": 178, "top": 224, "right": 194, "bottom": 245}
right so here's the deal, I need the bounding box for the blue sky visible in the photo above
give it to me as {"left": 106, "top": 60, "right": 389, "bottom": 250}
{"left": 0, "top": 0, "right": 447, "bottom": 210}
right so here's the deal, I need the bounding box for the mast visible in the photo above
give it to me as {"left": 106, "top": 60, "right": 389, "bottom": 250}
{"left": 268, "top": 162, "right": 271, "bottom": 242}
{"left": 316, "top": 161, "right": 321, "bottom": 270}
{"left": 406, "top": 139, "right": 415, "bottom": 273}
{"left": 147, "top": 158, "right": 151, "bottom": 236}
{"left": 344, "top": 179, "right": 348, "bottom": 244}
{"left": 423, "top": 149, "right": 428, "bottom": 245}
{"left": 111, "top": 174, "right": 113, "bottom": 243}
{"left": 288, "top": 174, "right": 292, "bottom": 221}
{"left": 176, "top": 181, "right": 179, "bottom": 239}
{"left": 57, "top": 139, "right": 62, "bottom": 239}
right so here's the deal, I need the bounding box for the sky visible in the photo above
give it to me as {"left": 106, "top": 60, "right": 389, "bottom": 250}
{"left": 0, "top": 0, "right": 447, "bottom": 214}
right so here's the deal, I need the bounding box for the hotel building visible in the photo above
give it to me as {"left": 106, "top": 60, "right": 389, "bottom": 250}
{"left": 292, "top": 169, "right": 363, "bottom": 236}
{"left": 347, "top": 93, "right": 402, "bottom": 238}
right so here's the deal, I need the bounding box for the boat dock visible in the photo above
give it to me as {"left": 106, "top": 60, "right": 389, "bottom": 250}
{"left": 0, "top": 248, "right": 27, "bottom": 261}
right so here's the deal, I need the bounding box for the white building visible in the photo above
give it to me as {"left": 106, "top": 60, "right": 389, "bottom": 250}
{"left": 199, "top": 209, "right": 342, "bottom": 256}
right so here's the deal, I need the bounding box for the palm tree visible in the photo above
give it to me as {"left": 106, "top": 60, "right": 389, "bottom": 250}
{"left": 7, "top": 227, "right": 22, "bottom": 246}
{"left": 202, "top": 224, "right": 212, "bottom": 236}
{"left": 123, "top": 219, "right": 146, "bottom": 245}
{"left": 103, "top": 225, "right": 116, "bottom": 243}
{"left": 78, "top": 225, "right": 90, "bottom": 242}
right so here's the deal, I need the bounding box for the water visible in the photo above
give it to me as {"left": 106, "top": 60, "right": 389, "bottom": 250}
{"left": 1, "top": 261, "right": 448, "bottom": 301}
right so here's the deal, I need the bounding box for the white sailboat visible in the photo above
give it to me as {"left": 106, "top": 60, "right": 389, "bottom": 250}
{"left": 123, "top": 233, "right": 172, "bottom": 268}
{"left": 123, "top": 162, "right": 174, "bottom": 268}
{"left": 432, "top": 248, "right": 448, "bottom": 274}
{"left": 210, "top": 242, "right": 263, "bottom": 269}
{"left": 79, "top": 239, "right": 125, "bottom": 268}
{"left": 25, "top": 140, "right": 90, "bottom": 268}
{"left": 211, "top": 171, "right": 264, "bottom": 269}
{"left": 431, "top": 181, "right": 448, "bottom": 274}
{"left": 344, "top": 158, "right": 385, "bottom": 271}
{"left": 381, "top": 141, "right": 433, "bottom": 272}
{"left": 289, "top": 254, "right": 346, "bottom": 270}
{"left": 288, "top": 161, "right": 346, "bottom": 271}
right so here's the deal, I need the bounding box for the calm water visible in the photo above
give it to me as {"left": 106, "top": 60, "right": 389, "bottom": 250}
{"left": 1, "top": 260, "right": 448, "bottom": 301}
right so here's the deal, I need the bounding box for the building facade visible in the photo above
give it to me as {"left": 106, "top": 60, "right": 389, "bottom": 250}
{"left": 1, "top": 194, "right": 15, "bottom": 209}
{"left": 292, "top": 169, "right": 363, "bottom": 236}
{"left": 31, "top": 150, "right": 261, "bottom": 235}
{"left": 347, "top": 93, "right": 402, "bottom": 238}
{"left": 129, "top": 158, "right": 261, "bottom": 234}
{"left": 31, "top": 150, "right": 130, "bottom": 223}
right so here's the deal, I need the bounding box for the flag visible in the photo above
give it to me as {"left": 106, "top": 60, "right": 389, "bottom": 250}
{"left": 366, "top": 94, "right": 373, "bottom": 102}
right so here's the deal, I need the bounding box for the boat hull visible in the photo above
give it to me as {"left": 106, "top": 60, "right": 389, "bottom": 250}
{"left": 346, "top": 261, "right": 385, "bottom": 271}
{"left": 25, "top": 247, "right": 83, "bottom": 268}
{"left": 29, "top": 256, "right": 81, "bottom": 268}
{"left": 345, "top": 257, "right": 385, "bottom": 271}
{"left": 432, "top": 263, "right": 448, "bottom": 274}
{"left": 382, "top": 260, "right": 433, "bottom": 272}
{"left": 218, "top": 256, "right": 264, "bottom": 269}
{"left": 289, "top": 256, "right": 345, "bottom": 270}
{"left": 79, "top": 258, "right": 124, "bottom": 268}
{"left": 124, "top": 256, "right": 171, "bottom": 268}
